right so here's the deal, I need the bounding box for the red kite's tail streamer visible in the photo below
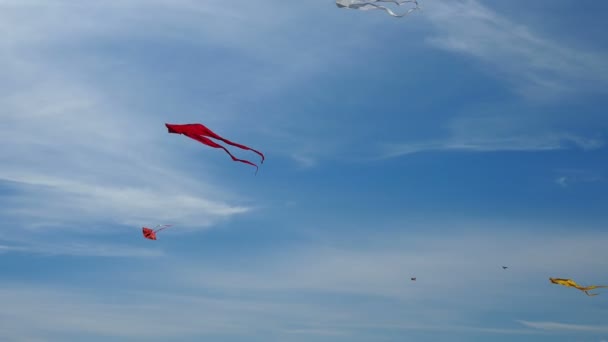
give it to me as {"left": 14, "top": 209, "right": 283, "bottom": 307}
{"left": 201, "top": 128, "right": 265, "bottom": 164}
{"left": 183, "top": 132, "right": 259, "bottom": 173}
{"left": 166, "top": 123, "right": 264, "bottom": 172}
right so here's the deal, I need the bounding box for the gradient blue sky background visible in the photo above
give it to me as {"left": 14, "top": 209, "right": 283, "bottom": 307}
{"left": 1, "top": 0, "right": 608, "bottom": 341}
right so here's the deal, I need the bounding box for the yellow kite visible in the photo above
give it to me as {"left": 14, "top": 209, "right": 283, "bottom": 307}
{"left": 550, "top": 278, "right": 608, "bottom": 296}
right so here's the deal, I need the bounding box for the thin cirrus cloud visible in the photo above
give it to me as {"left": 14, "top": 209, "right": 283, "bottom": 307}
{"left": 1, "top": 225, "right": 606, "bottom": 340}
{"left": 554, "top": 169, "right": 604, "bottom": 188}
{"left": 0, "top": 173, "right": 251, "bottom": 229}
{"left": 0, "top": 240, "right": 163, "bottom": 258}
{"left": 518, "top": 321, "right": 608, "bottom": 333}
{"left": 367, "top": 0, "right": 608, "bottom": 160}
{"left": 378, "top": 133, "right": 604, "bottom": 159}
{"left": 166, "top": 224, "right": 608, "bottom": 299}
{"left": 423, "top": 0, "right": 608, "bottom": 98}
{"left": 0, "top": 286, "right": 270, "bottom": 339}
{"left": 0, "top": 1, "right": 282, "bottom": 231}
{"left": 0, "top": 0, "right": 376, "bottom": 189}
{"left": 0, "top": 68, "right": 251, "bottom": 230}
{"left": 0, "top": 284, "right": 454, "bottom": 341}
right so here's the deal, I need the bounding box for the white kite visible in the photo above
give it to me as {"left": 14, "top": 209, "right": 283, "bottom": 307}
{"left": 336, "top": 0, "right": 420, "bottom": 17}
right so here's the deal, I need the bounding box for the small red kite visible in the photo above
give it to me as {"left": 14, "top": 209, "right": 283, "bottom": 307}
{"left": 142, "top": 225, "right": 173, "bottom": 240}
{"left": 166, "top": 123, "right": 264, "bottom": 173}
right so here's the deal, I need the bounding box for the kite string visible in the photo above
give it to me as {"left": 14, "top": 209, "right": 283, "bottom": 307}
{"left": 154, "top": 225, "right": 172, "bottom": 233}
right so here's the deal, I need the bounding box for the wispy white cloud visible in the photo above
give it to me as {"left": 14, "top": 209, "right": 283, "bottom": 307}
{"left": 0, "top": 0, "right": 380, "bottom": 201}
{"left": 345, "top": 322, "right": 542, "bottom": 335}
{"left": 291, "top": 154, "right": 318, "bottom": 168}
{"left": 169, "top": 223, "right": 608, "bottom": 300}
{"left": 0, "top": 1, "right": 284, "bottom": 231}
{"left": 372, "top": 1, "right": 608, "bottom": 160}
{"left": 0, "top": 174, "right": 250, "bottom": 229}
{"left": 519, "top": 321, "right": 608, "bottom": 333}
{"left": 1, "top": 221, "right": 607, "bottom": 340}
{"left": 379, "top": 133, "right": 603, "bottom": 159}
{"left": 553, "top": 169, "right": 604, "bottom": 188}
{"left": 0, "top": 286, "right": 261, "bottom": 339}
{"left": 0, "top": 240, "right": 162, "bottom": 258}
{"left": 555, "top": 176, "right": 568, "bottom": 187}
{"left": 281, "top": 328, "right": 350, "bottom": 336}
{"left": 423, "top": 0, "right": 608, "bottom": 98}
{"left": 0, "top": 283, "right": 540, "bottom": 341}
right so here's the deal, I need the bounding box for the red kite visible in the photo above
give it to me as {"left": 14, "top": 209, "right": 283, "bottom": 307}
{"left": 166, "top": 123, "right": 264, "bottom": 173}
{"left": 142, "top": 225, "right": 172, "bottom": 240}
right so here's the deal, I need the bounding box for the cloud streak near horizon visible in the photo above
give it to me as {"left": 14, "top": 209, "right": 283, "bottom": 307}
{"left": 1, "top": 227, "right": 606, "bottom": 340}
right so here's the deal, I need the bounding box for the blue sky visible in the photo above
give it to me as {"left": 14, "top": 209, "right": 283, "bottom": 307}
{"left": 1, "top": 0, "right": 608, "bottom": 341}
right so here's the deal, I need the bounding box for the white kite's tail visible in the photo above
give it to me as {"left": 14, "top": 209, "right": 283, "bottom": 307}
{"left": 369, "top": 3, "right": 419, "bottom": 17}
{"left": 338, "top": 0, "right": 420, "bottom": 17}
